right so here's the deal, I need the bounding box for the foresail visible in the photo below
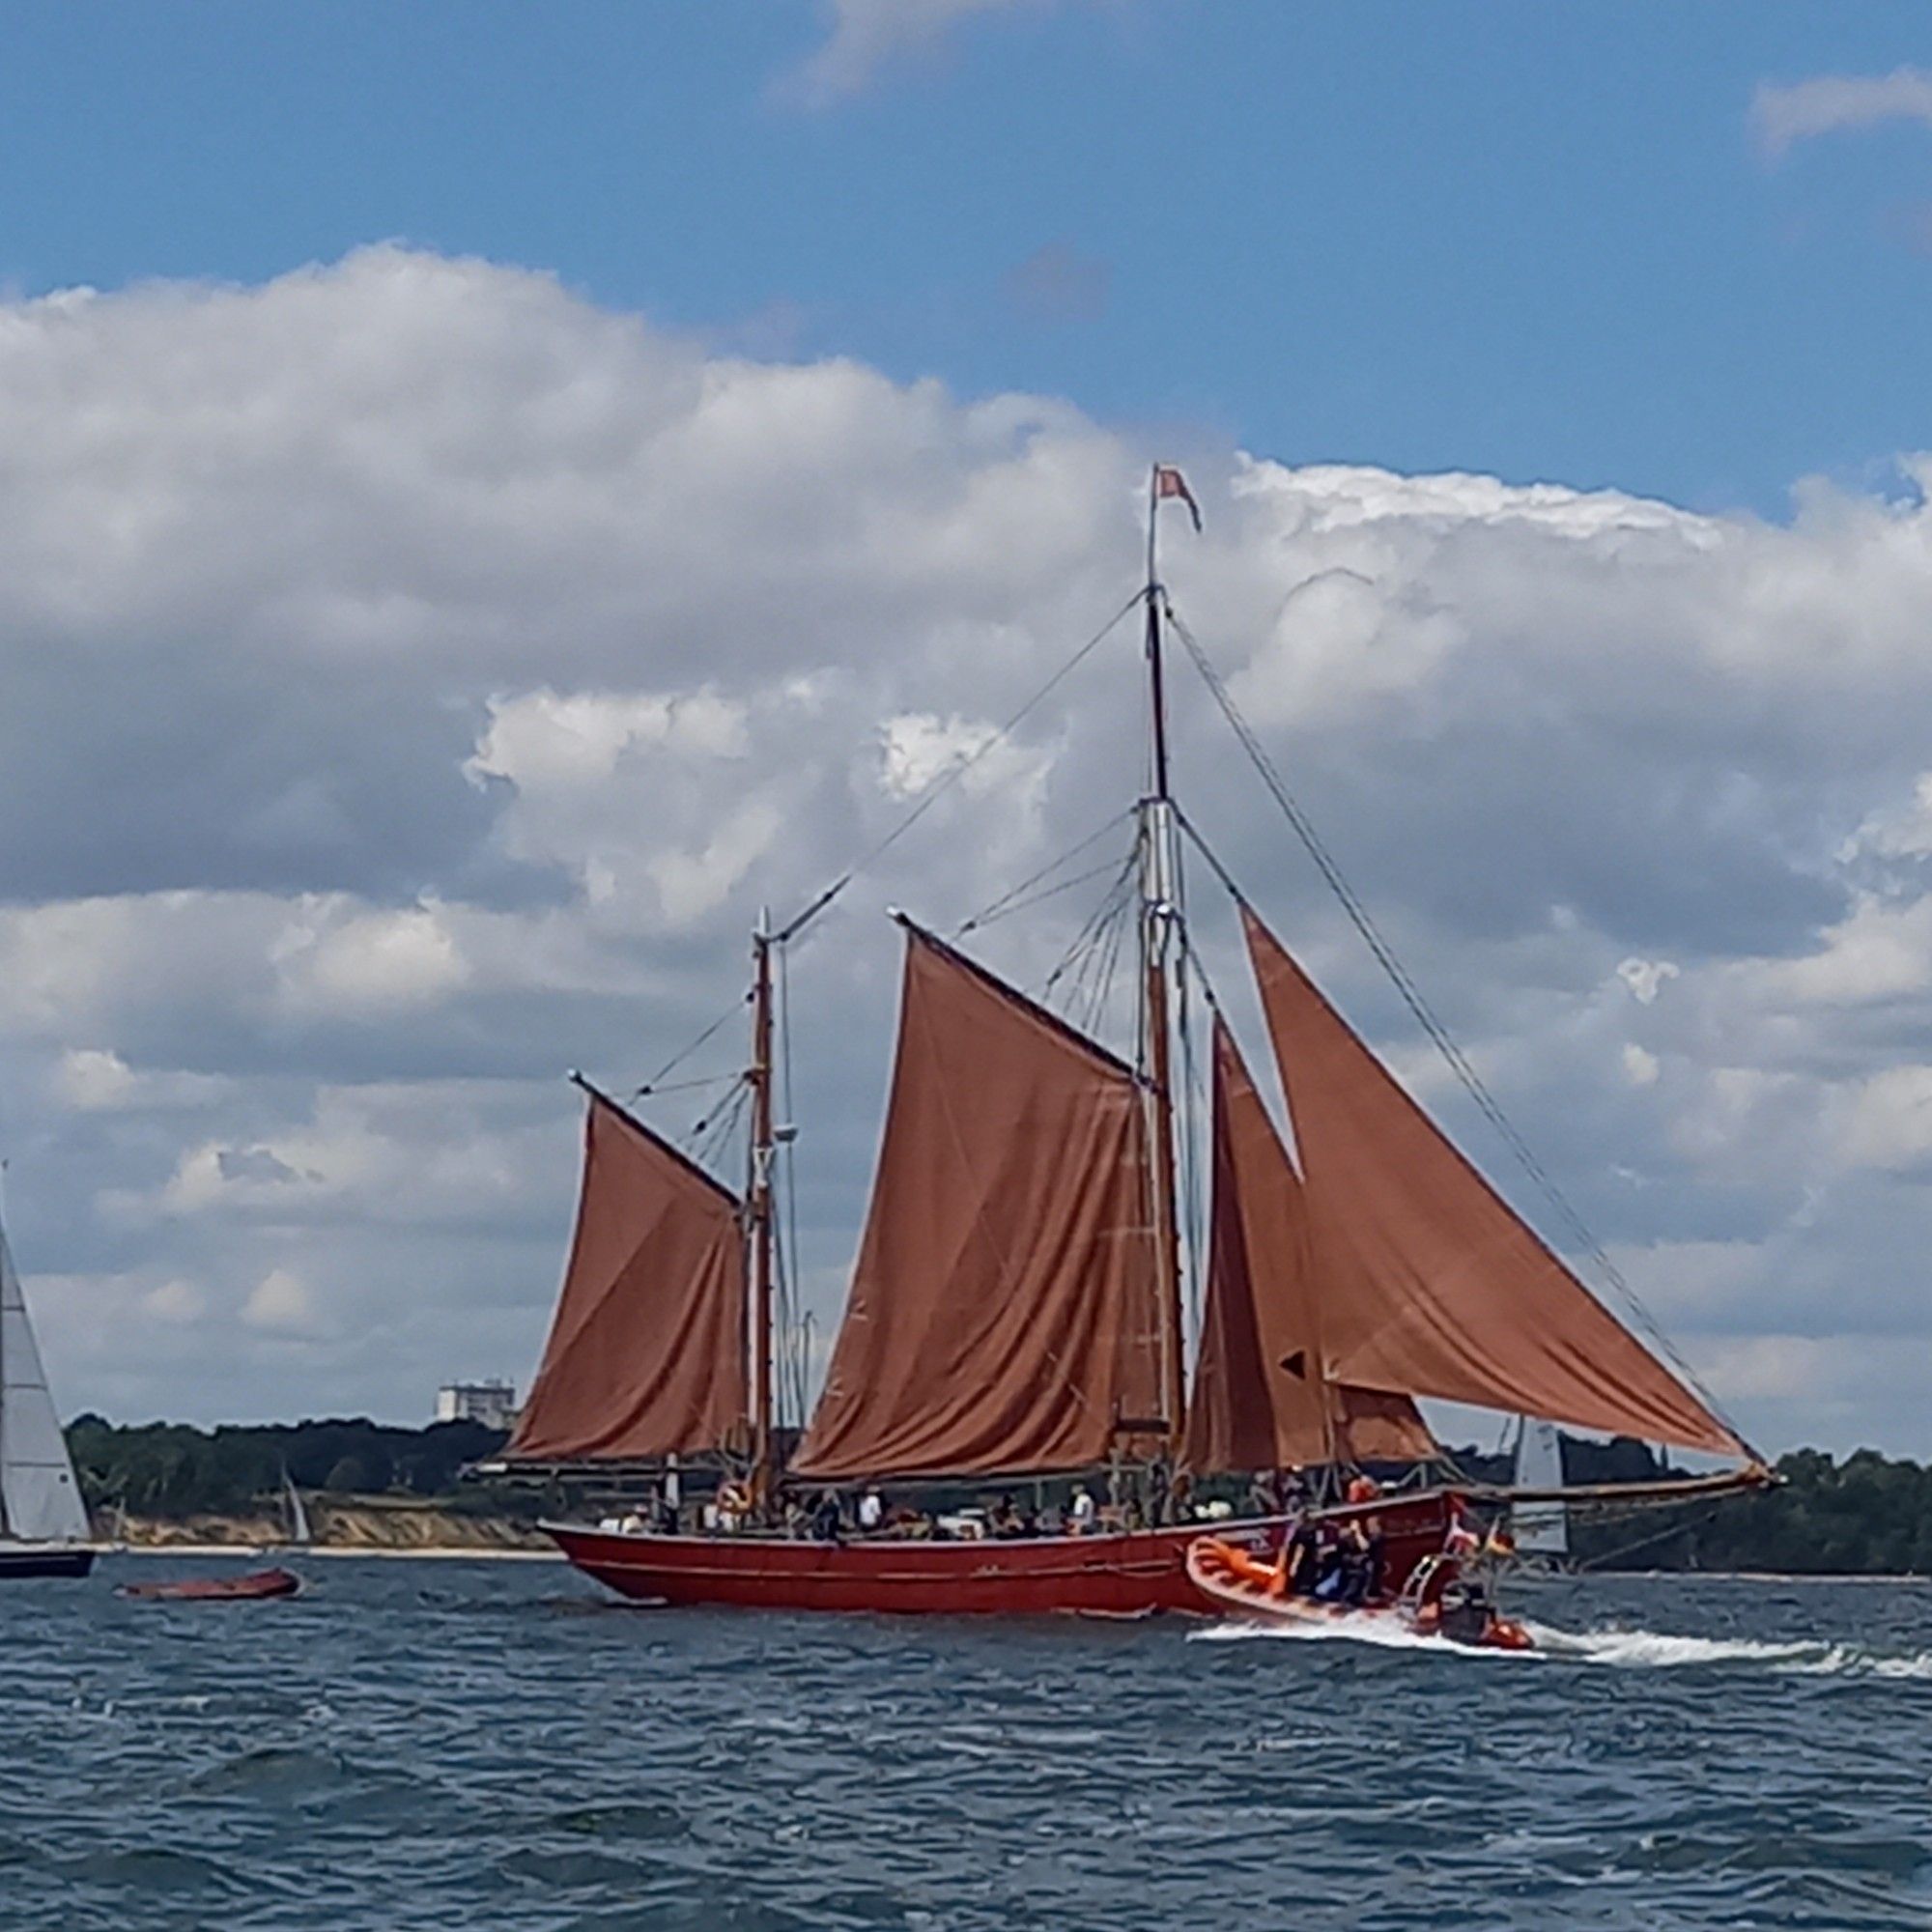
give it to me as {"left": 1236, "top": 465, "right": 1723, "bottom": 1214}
{"left": 793, "top": 923, "right": 1163, "bottom": 1481}
{"left": 0, "top": 1223, "right": 90, "bottom": 1545}
{"left": 507, "top": 1087, "right": 749, "bottom": 1461}
{"left": 1183, "top": 1019, "right": 1435, "bottom": 1473}
{"left": 1241, "top": 905, "right": 1744, "bottom": 1459}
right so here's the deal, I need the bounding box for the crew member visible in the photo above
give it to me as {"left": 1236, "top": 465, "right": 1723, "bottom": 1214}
{"left": 1068, "top": 1484, "right": 1097, "bottom": 1535}
{"left": 857, "top": 1487, "right": 885, "bottom": 1534}
{"left": 810, "top": 1491, "right": 843, "bottom": 1544}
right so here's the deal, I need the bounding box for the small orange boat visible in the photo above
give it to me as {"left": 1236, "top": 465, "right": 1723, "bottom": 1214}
{"left": 1185, "top": 1535, "right": 1533, "bottom": 1652}
{"left": 117, "top": 1566, "right": 302, "bottom": 1603}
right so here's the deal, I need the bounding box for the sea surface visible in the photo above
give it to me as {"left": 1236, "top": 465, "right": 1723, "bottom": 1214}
{"left": 2, "top": 1557, "right": 1929, "bottom": 1931}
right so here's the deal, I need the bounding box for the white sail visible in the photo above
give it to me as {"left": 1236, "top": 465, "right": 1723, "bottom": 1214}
{"left": 1512, "top": 1417, "right": 1569, "bottom": 1556}
{"left": 0, "top": 1218, "right": 91, "bottom": 1545}
{"left": 283, "top": 1468, "right": 313, "bottom": 1547}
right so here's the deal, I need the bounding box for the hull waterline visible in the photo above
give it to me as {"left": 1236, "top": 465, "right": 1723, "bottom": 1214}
{"left": 546, "top": 1492, "right": 1459, "bottom": 1616}
{"left": 0, "top": 1545, "right": 96, "bottom": 1580}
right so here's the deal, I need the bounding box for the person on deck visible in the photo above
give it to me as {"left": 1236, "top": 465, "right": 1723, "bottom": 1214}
{"left": 810, "top": 1491, "right": 843, "bottom": 1544}
{"left": 1068, "top": 1485, "right": 1097, "bottom": 1536}
{"left": 857, "top": 1487, "right": 885, "bottom": 1534}
{"left": 991, "top": 1494, "right": 1022, "bottom": 1538}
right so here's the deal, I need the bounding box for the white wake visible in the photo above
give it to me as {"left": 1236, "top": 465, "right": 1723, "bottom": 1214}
{"left": 1189, "top": 1614, "right": 1932, "bottom": 1678}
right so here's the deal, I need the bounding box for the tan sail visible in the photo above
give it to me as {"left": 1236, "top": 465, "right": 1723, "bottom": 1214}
{"left": 793, "top": 922, "right": 1163, "bottom": 1481}
{"left": 1242, "top": 905, "right": 1744, "bottom": 1458}
{"left": 507, "top": 1086, "right": 748, "bottom": 1461}
{"left": 1183, "top": 1018, "right": 1435, "bottom": 1473}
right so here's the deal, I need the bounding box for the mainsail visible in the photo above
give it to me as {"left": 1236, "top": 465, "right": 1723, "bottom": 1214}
{"left": 1183, "top": 1019, "right": 1435, "bottom": 1473}
{"left": 793, "top": 922, "right": 1164, "bottom": 1481}
{"left": 0, "top": 1217, "right": 90, "bottom": 1545}
{"left": 507, "top": 1086, "right": 749, "bottom": 1461}
{"left": 1241, "top": 905, "right": 1744, "bottom": 1458}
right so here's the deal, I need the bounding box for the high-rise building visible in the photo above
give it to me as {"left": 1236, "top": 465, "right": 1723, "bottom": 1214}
{"left": 435, "top": 1379, "right": 518, "bottom": 1432}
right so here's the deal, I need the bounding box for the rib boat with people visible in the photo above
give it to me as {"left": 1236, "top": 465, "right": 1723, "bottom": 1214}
{"left": 489, "top": 468, "right": 1773, "bottom": 1620}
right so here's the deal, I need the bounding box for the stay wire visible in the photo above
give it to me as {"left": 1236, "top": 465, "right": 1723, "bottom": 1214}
{"left": 776, "top": 591, "right": 1144, "bottom": 948}
{"left": 1164, "top": 600, "right": 1757, "bottom": 1460}
{"left": 955, "top": 809, "right": 1136, "bottom": 937}
{"left": 634, "top": 992, "right": 752, "bottom": 1101}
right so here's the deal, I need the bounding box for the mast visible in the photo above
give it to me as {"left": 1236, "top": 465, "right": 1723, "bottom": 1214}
{"left": 748, "top": 911, "right": 777, "bottom": 1509}
{"left": 1142, "top": 468, "right": 1187, "bottom": 1457}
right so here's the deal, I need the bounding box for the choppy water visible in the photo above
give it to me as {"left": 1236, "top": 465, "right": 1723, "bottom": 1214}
{"left": 3, "top": 1558, "right": 1930, "bottom": 1930}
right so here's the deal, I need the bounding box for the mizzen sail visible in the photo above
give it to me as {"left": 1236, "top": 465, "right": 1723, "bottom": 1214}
{"left": 1242, "top": 904, "right": 1744, "bottom": 1458}
{"left": 0, "top": 1218, "right": 90, "bottom": 1545}
{"left": 507, "top": 1086, "right": 748, "bottom": 1461}
{"left": 1183, "top": 1018, "right": 1435, "bottom": 1473}
{"left": 794, "top": 922, "right": 1163, "bottom": 1481}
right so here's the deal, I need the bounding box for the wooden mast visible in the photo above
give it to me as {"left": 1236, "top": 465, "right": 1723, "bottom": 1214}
{"left": 1142, "top": 469, "right": 1187, "bottom": 1460}
{"left": 748, "top": 911, "right": 777, "bottom": 1510}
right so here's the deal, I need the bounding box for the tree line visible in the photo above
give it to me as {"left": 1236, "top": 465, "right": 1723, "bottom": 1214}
{"left": 68, "top": 1414, "right": 514, "bottom": 1519}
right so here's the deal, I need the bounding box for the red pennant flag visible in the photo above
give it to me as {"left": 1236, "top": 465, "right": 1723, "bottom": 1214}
{"left": 1153, "top": 464, "right": 1203, "bottom": 532}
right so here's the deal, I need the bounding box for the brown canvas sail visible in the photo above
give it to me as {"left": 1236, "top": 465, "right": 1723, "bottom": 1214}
{"left": 507, "top": 1085, "right": 748, "bottom": 1461}
{"left": 1241, "top": 906, "right": 1744, "bottom": 1458}
{"left": 793, "top": 922, "right": 1163, "bottom": 1482}
{"left": 1183, "top": 1019, "right": 1435, "bottom": 1473}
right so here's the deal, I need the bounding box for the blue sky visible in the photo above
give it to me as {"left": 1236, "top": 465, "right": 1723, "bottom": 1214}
{"left": 7, "top": 1, "right": 1932, "bottom": 518}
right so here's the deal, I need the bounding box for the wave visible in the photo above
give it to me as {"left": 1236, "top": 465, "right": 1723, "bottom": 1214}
{"left": 1189, "top": 1614, "right": 1932, "bottom": 1678}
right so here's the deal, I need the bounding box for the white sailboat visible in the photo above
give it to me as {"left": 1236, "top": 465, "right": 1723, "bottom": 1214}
{"left": 281, "top": 1467, "right": 313, "bottom": 1549}
{"left": 0, "top": 1210, "right": 95, "bottom": 1579}
{"left": 1509, "top": 1417, "right": 1571, "bottom": 1575}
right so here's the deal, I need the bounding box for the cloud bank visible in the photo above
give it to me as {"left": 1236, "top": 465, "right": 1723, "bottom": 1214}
{"left": 6, "top": 247, "right": 1932, "bottom": 1452}
{"left": 1752, "top": 66, "right": 1932, "bottom": 158}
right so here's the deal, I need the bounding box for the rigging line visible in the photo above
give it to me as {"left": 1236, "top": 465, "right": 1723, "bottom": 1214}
{"left": 1166, "top": 604, "right": 1755, "bottom": 1457}
{"left": 1040, "top": 845, "right": 1141, "bottom": 1007}
{"left": 1072, "top": 872, "right": 1137, "bottom": 1039}
{"left": 965, "top": 860, "right": 1133, "bottom": 933}
{"left": 633, "top": 989, "right": 753, "bottom": 1100}
{"left": 631, "top": 1071, "right": 742, "bottom": 1100}
{"left": 775, "top": 591, "right": 1145, "bottom": 948}
{"left": 955, "top": 808, "right": 1137, "bottom": 937}
{"left": 1070, "top": 878, "right": 1131, "bottom": 1039}
{"left": 687, "top": 1082, "right": 751, "bottom": 1168}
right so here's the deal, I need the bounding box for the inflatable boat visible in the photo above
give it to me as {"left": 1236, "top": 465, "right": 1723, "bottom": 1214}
{"left": 1185, "top": 1535, "right": 1533, "bottom": 1651}
{"left": 117, "top": 1566, "right": 302, "bottom": 1603}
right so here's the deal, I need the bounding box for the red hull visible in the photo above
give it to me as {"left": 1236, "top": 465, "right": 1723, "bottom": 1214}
{"left": 117, "top": 1566, "right": 302, "bottom": 1602}
{"left": 547, "top": 1492, "right": 1458, "bottom": 1616}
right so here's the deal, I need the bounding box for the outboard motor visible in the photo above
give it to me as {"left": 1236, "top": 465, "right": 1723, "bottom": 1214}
{"left": 1436, "top": 1577, "right": 1495, "bottom": 1647}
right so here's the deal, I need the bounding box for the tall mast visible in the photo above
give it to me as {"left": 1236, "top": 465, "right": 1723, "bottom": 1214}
{"left": 1142, "top": 469, "right": 1187, "bottom": 1457}
{"left": 748, "top": 912, "right": 777, "bottom": 1508}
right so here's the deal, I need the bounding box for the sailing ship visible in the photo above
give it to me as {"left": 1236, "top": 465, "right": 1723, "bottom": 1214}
{"left": 0, "top": 1206, "right": 95, "bottom": 1579}
{"left": 497, "top": 469, "right": 1770, "bottom": 1615}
